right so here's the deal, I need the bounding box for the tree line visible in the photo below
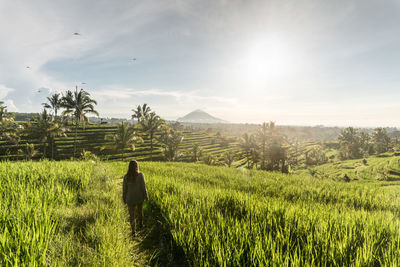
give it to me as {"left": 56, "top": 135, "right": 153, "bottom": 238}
{"left": 0, "top": 89, "right": 186, "bottom": 161}
{"left": 0, "top": 88, "right": 98, "bottom": 159}
{"left": 1, "top": 90, "right": 398, "bottom": 172}
{"left": 338, "top": 127, "right": 393, "bottom": 160}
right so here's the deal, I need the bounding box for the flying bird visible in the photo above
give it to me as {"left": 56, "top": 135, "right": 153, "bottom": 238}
{"left": 81, "top": 82, "right": 86, "bottom": 85}
{"left": 132, "top": 58, "right": 136, "bottom": 61}
{"left": 26, "top": 66, "right": 30, "bottom": 69}
{"left": 37, "top": 89, "right": 41, "bottom": 93}
{"left": 73, "top": 32, "right": 81, "bottom": 36}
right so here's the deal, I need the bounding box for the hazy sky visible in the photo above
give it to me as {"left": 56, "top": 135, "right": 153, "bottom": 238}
{"left": 1, "top": 0, "right": 400, "bottom": 126}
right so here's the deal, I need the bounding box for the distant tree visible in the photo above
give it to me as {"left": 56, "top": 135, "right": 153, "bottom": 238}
{"left": 42, "top": 93, "right": 62, "bottom": 118}
{"left": 189, "top": 143, "right": 203, "bottom": 162}
{"left": 29, "top": 109, "right": 67, "bottom": 159}
{"left": 203, "top": 153, "right": 218, "bottom": 166}
{"left": 111, "top": 122, "right": 142, "bottom": 158}
{"left": 338, "top": 127, "right": 361, "bottom": 159}
{"left": 266, "top": 133, "right": 287, "bottom": 173}
{"left": 170, "top": 121, "right": 184, "bottom": 131}
{"left": 132, "top": 104, "right": 151, "bottom": 124}
{"left": 18, "top": 143, "right": 38, "bottom": 160}
{"left": 288, "top": 138, "right": 300, "bottom": 167}
{"left": 0, "top": 101, "right": 22, "bottom": 145}
{"left": 0, "top": 101, "right": 12, "bottom": 121}
{"left": 157, "top": 125, "right": 184, "bottom": 161}
{"left": 61, "top": 87, "right": 99, "bottom": 158}
{"left": 359, "top": 131, "right": 374, "bottom": 156}
{"left": 249, "top": 147, "right": 260, "bottom": 169}
{"left": 239, "top": 133, "right": 257, "bottom": 168}
{"left": 257, "top": 122, "right": 276, "bottom": 170}
{"left": 372, "top": 128, "right": 391, "bottom": 154}
{"left": 80, "top": 150, "right": 98, "bottom": 161}
{"left": 304, "top": 146, "right": 328, "bottom": 166}
{"left": 223, "top": 151, "right": 236, "bottom": 167}
{"left": 139, "top": 112, "right": 164, "bottom": 160}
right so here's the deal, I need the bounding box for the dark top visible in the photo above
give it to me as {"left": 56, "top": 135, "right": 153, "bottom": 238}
{"left": 123, "top": 172, "right": 149, "bottom": 205}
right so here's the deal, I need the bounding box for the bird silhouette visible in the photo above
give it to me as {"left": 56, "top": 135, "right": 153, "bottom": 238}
{"left": 132, "top": 58, "right": 136, "bottom": 61}
{"left": 73, "top": 32, "right": 81, "bottom": 36}
{"left": 26, "top": 66, "right": 30, "bottom": 69}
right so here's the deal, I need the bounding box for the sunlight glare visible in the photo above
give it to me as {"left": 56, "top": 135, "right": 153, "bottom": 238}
{"left": 239, "top": 38, "right": 294, "bottom": 87}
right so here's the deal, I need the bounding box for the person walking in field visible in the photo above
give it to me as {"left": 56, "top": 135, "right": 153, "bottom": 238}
{"left": 123, "top": 160, "right": 149, "bottom": 237}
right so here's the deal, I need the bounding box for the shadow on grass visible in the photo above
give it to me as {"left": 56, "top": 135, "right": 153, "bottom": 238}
{"left": 385, "top": 176, "right": 400, "bottom": 181}
{"left": 133, "top": 202, "right": 190, "bottom": 267}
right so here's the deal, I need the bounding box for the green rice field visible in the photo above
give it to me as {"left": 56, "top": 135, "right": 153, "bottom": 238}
{"left": 3, "top": 155, "right": 400, "bottom": 265}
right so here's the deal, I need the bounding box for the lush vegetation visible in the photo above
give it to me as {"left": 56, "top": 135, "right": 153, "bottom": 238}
{"left": 4, "top": 152, "right": 400, "bottom": 265}
{"left": 3, "top": 90, "right": 400, "bottom": 265}
{"left": 5, "top": 157, "right": 400, "bottom": 265}
{"left": 0, "top": 160, "right": 153, "bottom": 266}
{"left": 2, "top": 92, "right": 399, "bottom": 176}
{"left": 111, "top": 158, "right": 400, "bottom": 265}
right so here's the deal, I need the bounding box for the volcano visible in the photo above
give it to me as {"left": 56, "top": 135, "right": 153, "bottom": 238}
{"left": 177, "top": 109, "right": 227, "bottom": 123}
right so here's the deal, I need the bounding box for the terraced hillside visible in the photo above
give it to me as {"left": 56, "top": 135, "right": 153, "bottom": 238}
{"left": 0, "top": 124, "right": 241, "bottom": 162}
{"left": 299, "top": 152, "right": 400, "bottom": 181}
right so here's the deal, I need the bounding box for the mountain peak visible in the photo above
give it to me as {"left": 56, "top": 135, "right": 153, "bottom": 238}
{"left": 177, "top": 109, "right": 227, "bottom": 124}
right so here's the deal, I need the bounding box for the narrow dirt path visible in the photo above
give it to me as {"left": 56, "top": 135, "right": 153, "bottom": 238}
{"left": 106, "top": 162, "right": 188, "bottom": 266}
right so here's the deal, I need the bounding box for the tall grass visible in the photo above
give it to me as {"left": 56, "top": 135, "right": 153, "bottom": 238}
{"left": 4, "top": 159, "right": 400, "bottom": 265}
{"left": 0, "top": 161, "right": 135, "bottom": 266}
{"left": 110, "top": 161, "right": 400, "bottom": 266}
{"left": 0, "top": 161, "right": 92, "bottom": 265}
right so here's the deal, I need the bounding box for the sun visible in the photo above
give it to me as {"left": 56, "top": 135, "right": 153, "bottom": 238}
{"left": 238, "top": 37, "right": 294, "bottom": 87}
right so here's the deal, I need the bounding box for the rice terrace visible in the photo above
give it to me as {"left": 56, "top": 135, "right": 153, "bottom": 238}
{"left": 3, "top": 1, "right": 400, "bottom": 266}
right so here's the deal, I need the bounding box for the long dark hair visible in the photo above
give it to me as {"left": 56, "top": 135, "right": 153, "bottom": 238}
{"left": 126, "top": 160, "right": 139, "bottom": 182}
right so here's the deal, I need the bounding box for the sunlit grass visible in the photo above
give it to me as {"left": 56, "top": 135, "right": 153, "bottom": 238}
{"left": 3, "top": 156, "right": 400, "bottom": 265}
{"left": 110, "top": 160, "right": 400, "bottom": 266}
{"left": 0, "top": 161, "right": 135, "bottom": 266}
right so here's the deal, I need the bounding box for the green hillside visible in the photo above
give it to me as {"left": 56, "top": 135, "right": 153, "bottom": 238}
{"left": 3, "top": 156, "right": 400, "bottom": 265}
{"left": 298, "top": 153, "right": 400, "bottom": 181}
{"left": 0, "top": 124, "right": 241, "bottom": 162}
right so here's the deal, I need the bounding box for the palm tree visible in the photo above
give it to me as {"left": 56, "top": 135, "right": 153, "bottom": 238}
{"left": 203, "top": 153, "right": 218, "bottom": 165}
{"left": 190, "top": 143, "right": 203, "bottom": 162}
{"left": 0, "top": 101, "right": 10, "bottom": 121}
{"left": 61, "top": 87, "right": 99, "bottom": 158}
{"left": 139, "top": 112, "right": 164, "bottom": 160}
{"left": 132, "top": 104, "right": 151, "bottom": 124}
{"left": 257, "top": 122, "right": 276, "bottom": 170}
{"left": 0, "top": 101, "right": 22, "bottom": 144}
{"left": 19, "top": 143, "right": 38, "bottom": 160}
{"left": 42, "top": 93, "right": 62, "bottom": 118}
{"left": 223, "top": 151, "right": 235, "bottom": 167}
{"left": 239, "top": 133, "right": 257, "bottom": 168}
{"left": 372, "top": 128, "right": 391, "bottom": 154}
{"left": 250, "top": 147, "right": 260, "bottom": 169}
{"left": 338, "top": 127, "right": 361, "bottom": 159}
{"left": 29, "top": 109, "right": 67, "bottom": 159}
{"left": 112, "top": 122, "right": 142, "bottom": 158}
{"left": 359, "top": 131, "right": 372, "bottom": 156}
{"left": 157, "top": 125, "right": 184, "bottom": 161}
{"left": 61, "top": 90, "right": 74, "bottom": 125}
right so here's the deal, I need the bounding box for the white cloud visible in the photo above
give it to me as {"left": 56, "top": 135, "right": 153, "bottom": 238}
{"left": 4, "top": 100, "right": 18, "bottom": 112}
{"left": 0, "top": 84, "right": 14, "bottom": 99}
{"left": 0, "top": 0, "right": 170, "bottom": 111}
{"left": 0, "top": 85, "right": 18, "bottom": 111}
{"left": 2, "top": 1, "right": 400, "bottom": 126}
